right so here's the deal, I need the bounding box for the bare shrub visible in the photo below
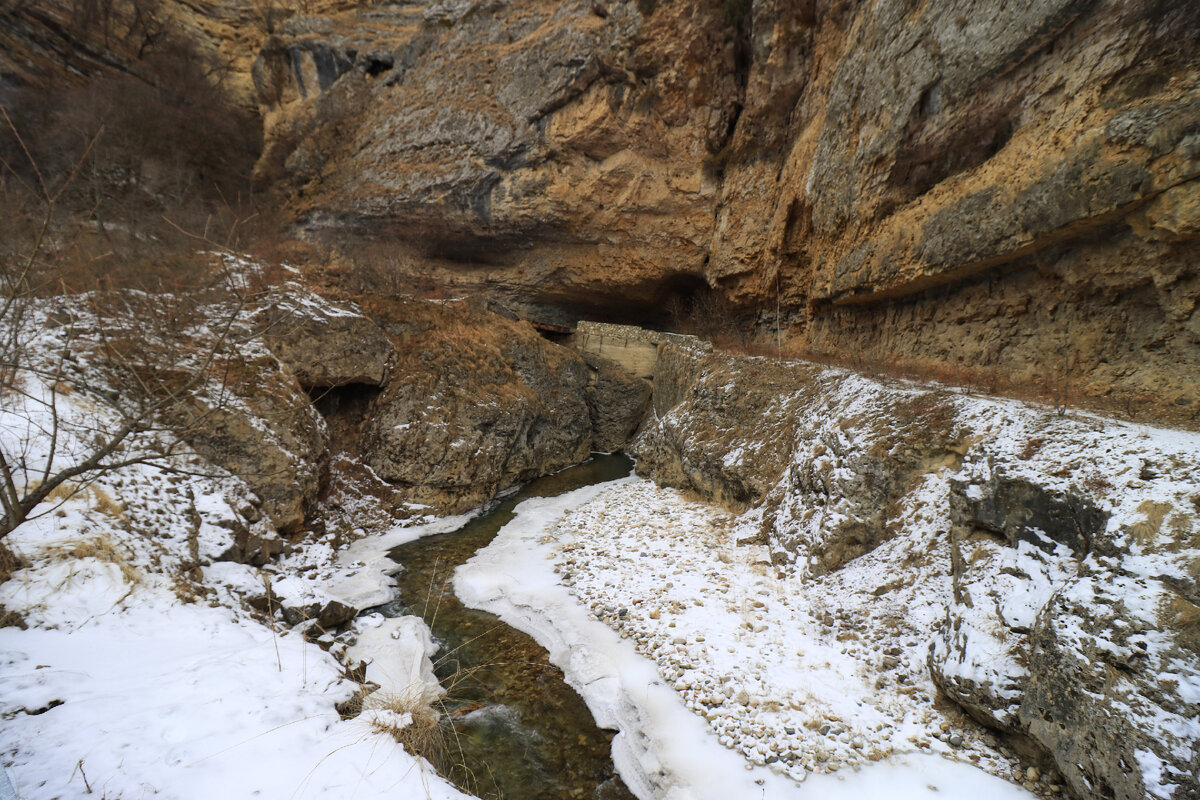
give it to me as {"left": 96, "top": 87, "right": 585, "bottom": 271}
{"left": 0, "top": 10, "right": 262, "bottom": 256}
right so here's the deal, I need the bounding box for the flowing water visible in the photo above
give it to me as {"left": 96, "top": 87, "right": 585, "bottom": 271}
{"left": 380, "top": 454, "right": 637, "bottom": 800}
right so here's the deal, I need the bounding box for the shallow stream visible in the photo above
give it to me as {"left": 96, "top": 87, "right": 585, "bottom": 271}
{"left": 380, "top": 454, "right": 637, "bottom": 800}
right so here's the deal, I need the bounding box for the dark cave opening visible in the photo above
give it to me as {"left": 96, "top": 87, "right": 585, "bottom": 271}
{"left": 306, "top": 382, "right": 383, "bottom": 453}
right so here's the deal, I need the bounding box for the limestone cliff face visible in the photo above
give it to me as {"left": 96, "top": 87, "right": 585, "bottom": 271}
{"left": 249, "top": 0, "right": 1199, "bottom": 426}
{"left": 4, "top": 1, "right": 1196, "bottom": 422}
{"left": 724, "top": 0, "right": 1200, "bottom": 428}
{"left": 251, "top": 0, "right": 741, "bottom": 324}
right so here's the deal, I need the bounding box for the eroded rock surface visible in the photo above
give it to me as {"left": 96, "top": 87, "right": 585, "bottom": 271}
{"left": 358, "top": 296, "right": 594, "bottom": 513}
{"left": 240, "top": 0, "right": 1200, "bottom": 426}
{"left": 174, "top": 343, "right": 328, "bottom": 536}
{"left": 256, "top": 295, "right": 393, "bottom": 387}
{"left": 581, "top": 351, "right": 652, "bottom": 453}
{"left": 250, "top": 0, "right": 739, "bottom": 325}
{"left": 634, "top": 344, "right": 1200, "bottom": 799}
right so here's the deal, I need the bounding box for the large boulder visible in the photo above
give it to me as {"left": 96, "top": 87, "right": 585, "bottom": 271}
{"left": 255, "top": 294, "right": 393, "bottom": 387}
{"left": 929, "top": 447, "right": 1200, "bottom": 800}
{"left": 358, "top": 297, "right": 592, "bottom": 513}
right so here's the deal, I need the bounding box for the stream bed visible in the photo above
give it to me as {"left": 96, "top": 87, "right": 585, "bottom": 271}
{"left": 380, "top": 454, "right": 637, "bottom": 800}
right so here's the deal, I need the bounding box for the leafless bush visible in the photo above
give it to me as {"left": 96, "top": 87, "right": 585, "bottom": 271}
{"left": 0, "top": 112, "right": 271, "bottom": 545}
{"left": 0, "top": 10, "right": 261, "bottom": 251}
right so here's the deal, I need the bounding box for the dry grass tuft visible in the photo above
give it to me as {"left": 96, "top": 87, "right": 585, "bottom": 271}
{"left": 170, "top": 571, "right": 209, "bottom": 604}
{"left": 44, "top": 482, "right": 125, "bottom": 519}
{"left": 45, "top": 533, "right": 141, "bottom": 586}
{"left": 0, "top": 604, "right": 27, "bottom": 629}
{"left": 0, "top": 541, "right": 23, "bottom": 584}
{"left": 362, "top": 689, "right": 449, "bottom": 772}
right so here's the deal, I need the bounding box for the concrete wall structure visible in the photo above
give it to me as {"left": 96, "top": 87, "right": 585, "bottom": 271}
{"left": 571, "top": 322, "right": 711, "bottom": 380}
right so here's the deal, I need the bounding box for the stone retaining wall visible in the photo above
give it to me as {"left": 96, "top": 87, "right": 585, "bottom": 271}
{"left": 571, "top": 322, "right": 710, "bottom": 380}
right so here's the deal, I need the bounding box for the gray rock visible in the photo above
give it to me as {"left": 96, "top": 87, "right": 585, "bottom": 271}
{"left": 256, "top": 294, "right": 394, "bottom": 387}
{"left": 582, "top": 351, "right": 652, "bottom": 452}
{"left": 280, "top": 598, "right": 357, "bottom": 630}
{"left": 1019, "top": 576, "right": 1200, "bottom": 800}
{"left": 359, "top": 297, "right": 593, "bottom": 513}
{"left": 949, "top": 469, "right": 1109, "bottom": 555}
{"left": 165, "top": 339, "right": 327, "bottom": 535}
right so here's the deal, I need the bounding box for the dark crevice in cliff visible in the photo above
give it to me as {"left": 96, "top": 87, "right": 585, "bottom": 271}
{"left": 885, "top": 89, "right": 1019, "bottom": 213}
{"left": 307, "top": 383, "right": 382, "bottom": 454}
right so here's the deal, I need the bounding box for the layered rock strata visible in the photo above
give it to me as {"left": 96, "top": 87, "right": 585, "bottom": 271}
{"left": 3, "top": 0, "right": 1195, "bottom": 424}
{"left": 244, "top": 0, "right": 1199, "bottom": 426}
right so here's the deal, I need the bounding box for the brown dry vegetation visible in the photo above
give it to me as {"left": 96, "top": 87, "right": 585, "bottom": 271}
{"left": 0, "top": 0, "right": 269, "bottom": 297}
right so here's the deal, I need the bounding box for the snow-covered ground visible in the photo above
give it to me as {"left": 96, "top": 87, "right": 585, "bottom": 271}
{"left": 456, "top": 479, "right": 1037, "bottom": 800}
{"left": 4, "top": 275, "right": 1197, "bottom": 800}
{"left": 0, "top": 292, "right": 471, "bottom": 800}
{"left": 0, "top": 445, "right": 471, "bottom": 800}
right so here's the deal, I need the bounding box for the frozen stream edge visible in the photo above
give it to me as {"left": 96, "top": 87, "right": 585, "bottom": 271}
{"left": 454, "top": 477, "right": 1033, "bottom": 800}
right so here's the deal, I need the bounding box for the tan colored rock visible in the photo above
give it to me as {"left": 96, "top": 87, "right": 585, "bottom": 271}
{"left": 4, "top": 0, "right": 1198, "bottom": 424}
{"left": 175, "top": 348, "right": 327, "bottom": 534}
{"left": 251, "top": 0, "right": 740, "bottom": 321}
{"left": 247, "top": 0, "right": 1199, "bottom": 427}
{"left": 256, "top": 294, "right": 393, "bottom": 387}
{"left": 358, "top": 296, "right": 593, "bottom": 513}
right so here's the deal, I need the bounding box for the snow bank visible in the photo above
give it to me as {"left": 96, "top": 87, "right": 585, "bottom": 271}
{"left": 456, "top": 481, "right": 1033, "bottom": 800}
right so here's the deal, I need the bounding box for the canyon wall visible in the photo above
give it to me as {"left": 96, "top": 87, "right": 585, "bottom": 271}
{"left": 2, "top": 0, "right": 1196, "bottom": 425}
{"left": 242, "top": 0, "right": 1200, "bottom": 426}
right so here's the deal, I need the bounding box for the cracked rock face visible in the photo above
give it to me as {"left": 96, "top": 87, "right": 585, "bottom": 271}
{"left": 356, "top": 296, "right": 595, "bottom": 513}
{"left": 175, "top": 348, "right": 328, "bottom": 536}
{"left": 932, "top": 467, "right": 1200, "bottom": 800}
{"left": 1021, "top": 576, "right": 1200, "bottom": 800}
{"left": 244, "top": 0, "right": 1200, "bottom": 426}
{"left": 256, "top": 296, "right": 393, "bottom": 387}
{"left": 251, "top": 0, "right": 741, "bottom": 320}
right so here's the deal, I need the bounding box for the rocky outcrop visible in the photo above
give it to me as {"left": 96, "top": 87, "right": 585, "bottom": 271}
{"left": 62, "top": 289, "right": 330, "bottom": 537}
{"left": 357, "top": 296, "right": 595, "bottom": 513}
{"left": 633, "top": 345, "right": 1200, "bottom": 799}
{"left": 632, "top": 345, "right": 810, "bottom": 510}
{"left": 633, "top": 344, "right": 968, "bottom": 571}
{"left": 255, "top": 294, "right": 393, "bottom": 387}
{"left": 237, "top": 0, "right": 1200, "bottom": 427}
{"left": 1021, "top": 575, "right": 1200, "bottom": 800}
{"left": 175, "top": 345, "right": 328, "bottom": 535}
{"left": 581, "top": 351, "right": 651, "bottom": 453}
